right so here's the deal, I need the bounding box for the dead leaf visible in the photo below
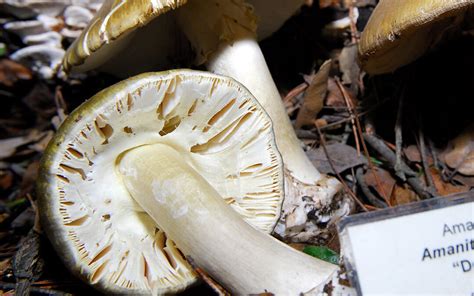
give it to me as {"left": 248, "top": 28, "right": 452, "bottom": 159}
{"left": 0, "top": 59, "right": 32, "bottom": 87}
{"left": 404, "top": 145, "right": 421, "bottom": 163}
{"left": 0, "top": 170, "right": 14, "bottom": 190}
{"left": 19, "top": 161, "right": 39, "bottom": 198}
{"left": 0, "top": 137, "right": 32, "bottom": 159}
{"left": 326, "top": 78, "right": 356, "bottom": 107}
{"left": 0, "top": 258, "right": 11, "bottom": 282}
{"left": 307, "top": 142, "right": 367, "bottom": 174}
{"left": 319, "top": 0, "right": 342, "bottom": 8}
{"left": 390, "top": 184, "right": 418, "bottom": 206}
{"left": 430, "top": 168, "right": 469, "bottom": 196}
{"left": 28, "top": 130, "right": 53, "bottom": 152}
{"left": 0, "top": 130, "right": 47, "bottom": 159}
{"left": 339, "top": 44, "right": 360, "bottom": 88}
{"left": 364, "top": 167, "right": 396, "bottom": 198}
{"left": 452, "top": 174, "right": 474, "bottom": 187}
{"left": 442, "top": 124, "right": 474, "bottom": 175}
{"left": 314, "top": 118, "right": 328, "bottom": 128}
{"left": 295, "top": 60, "right": 331, "bottom": 128}
{"left": 22, "top": 82, "right": 56, "bottom": 120}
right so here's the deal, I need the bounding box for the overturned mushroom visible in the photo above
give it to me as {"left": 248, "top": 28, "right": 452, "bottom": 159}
{"left": 37, "top": 70, "right": 337, "bottom": 294}
{"left": 63, "top": 0, "right": 346, "bottom": 241}
{"left": 359, "top": 0, "right": 474, "bottom": 74}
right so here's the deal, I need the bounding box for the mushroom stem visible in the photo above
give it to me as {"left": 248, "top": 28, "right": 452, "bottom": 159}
{"left": 119, "top": 143, "right": 337, "bottom": 294}
{"left": 206, "top": 38, "right": 344, "bottom": 226}
{"left": 177, "top": 0, "right": 344, "bottom": 234}
{"left": 207, "top": 35, "right": 321, "bottom": 185}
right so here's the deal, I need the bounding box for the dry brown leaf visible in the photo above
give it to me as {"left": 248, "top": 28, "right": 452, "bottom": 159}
{"left": 307, "top": 142, "right": 367, "bottom": 174}
{"left": 452, "top": 174, "right": 474, "bottom": 187}
{"left": 430, "top": 168, "right": 469, "bottom": 196}
{"left": 364, "top": 167, "right": 396, "bottom": 199}
{"left": 0, "top": 59, "right": 32, "bottom": 87}
{"left": 19, "top": 161, "right": 39, "bottom": 198}
{"left": 295, "top": 60, "right": 331, "bottom": 128}
{"left": 404, "top": 145, "right": 421, "bottom": 163}
{"left": 0, "top": 170, "right": 14, "bottom": 190}
{"left": 326, "top": 78, "right": 356, "bottom": 107}
{"left": 319, "top": 0, "right": 342, "bottom": 8}
{"left": 390, "top": 184, "right": 418, "bottom": 206}
{"left": 0, "top": 258, "right": 11, "bottom": 275}
{"left": 314, "top": 118, "right": 328, "bottom": 128}
{"left": 442, "top": 124, "right": 474, "bottom": 175}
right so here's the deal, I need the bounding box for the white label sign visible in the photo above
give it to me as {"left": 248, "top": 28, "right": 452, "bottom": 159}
{"left": 339, "top": 194, "right": 474, "bottom": 295}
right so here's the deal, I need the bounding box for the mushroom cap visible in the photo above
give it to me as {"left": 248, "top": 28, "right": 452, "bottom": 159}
{"left": 11, "top": 44, "right": 65, "bottom": 79}
{"left": 63, "top": 0, "right": 188, "bottom": 72}
{"left": 37, "top": 70, "right": 284, "bottom": 294}
{"left": 359, "top": 0, "right": 474, "bottom": 74}
{"left": 63, "top": 0, "right": 304, "bottom": 74}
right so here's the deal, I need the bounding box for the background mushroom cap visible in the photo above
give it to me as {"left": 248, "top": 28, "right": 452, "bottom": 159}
{"left": 359, "top": 0, "right": 474, "bottom": 74}
{"left": 63, "top": 0, "right": 188, "bottom": 72}
{"left": 63, "top": 0, "right": 304, "bottom": 74}
{"left": 37, "top": 69, "right": 284, "bottom": 294}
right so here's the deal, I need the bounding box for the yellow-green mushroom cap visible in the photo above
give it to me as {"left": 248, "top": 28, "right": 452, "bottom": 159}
{"left": 359, "top": 0, "right": 474, "bottom": 74}
{"left": 37, "top": 70, "right": 284, "bottom": 294}
{"left": 62, "top": 0, "right": 188, "bottom": 73}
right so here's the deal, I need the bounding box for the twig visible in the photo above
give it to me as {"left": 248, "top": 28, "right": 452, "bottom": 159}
{"left": 428, "top": 139, "right": 440, "bottom": 170}
{"left": 315, "top": 124, "right": 368, "bottom": 212}
{"left": 418, "top": 125, "right": 437, "bottom": 193}
{"left": 283, "top": 82, "right": 308, "bottom": 104}
{"left": 335, "top": 79, "right": 391, "bottom": 206}
{"left": 394, "top": 86, "right": 406, "bottom": 181}
{"left": 335, "top": 78, "right": 360, "bottom": 154}
{"left": 0, "top": 282, "right": 71, "bottom": 296}
{"left": 363, "top": 133, "right": 434, "bottom": 199}
{"left": 355, "top": 167, "right": 387, "bottom": 208}
{"left": 186, "top": 256, "right": 230, "bottom": 296}
{"left": 348, "top": 0, "right": 359, "bottom": 44}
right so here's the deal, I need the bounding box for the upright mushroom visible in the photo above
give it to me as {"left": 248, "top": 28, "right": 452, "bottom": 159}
{"left": 62, "top": 0, "right": 345, "bottom": 240}
{"left": 37, "top": 70, "right": 337, "bottom": 294}
{"left": 359, "top": 0, "right": 474, "bottom": 74}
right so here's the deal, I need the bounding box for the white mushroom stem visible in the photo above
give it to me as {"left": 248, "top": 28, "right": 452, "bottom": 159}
{"left": 207, "top": 34, "right": 320, "bottom": 184}
{"left": 119, "top": 144, "right": 337, "bottom": 294}
{"left": 176, "top": 0, "right": 343, "bottom": 236}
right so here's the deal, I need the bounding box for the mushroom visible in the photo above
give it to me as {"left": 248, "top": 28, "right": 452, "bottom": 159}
{"left": 63, "top": 5, "right": 94, "bottom": 28}
{"left": 37, "top": 70, "right": 337, "bottom": 294}
{"left": 0, "top": 0, "right": 70, "bottom": 18}
{"left": 10, "top": 44, "right": 64, "bottom": 79}
{"left": 359, "top": 0, "right": 474, "bottom": 74}
{"left": 4, "top": 19, "right": 51, "bottom": 39}
{"left": 23, "top": 31, "right": 62, "bottom": 47}
{"left": 62, "top": 0, "right": 345, "bottom": 240}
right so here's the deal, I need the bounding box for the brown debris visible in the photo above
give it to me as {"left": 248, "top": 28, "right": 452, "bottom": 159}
{"left": 364, "top": 167, "right": 396, "bottom": 199}
{"left": 0, "top": 59, "right": 32, "bottom": 88}
{"left": 442, "top": 124, "right": 474, "bottom": 176}
{"left": 295, "top": 60, "right": 332, "bottom": 128}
